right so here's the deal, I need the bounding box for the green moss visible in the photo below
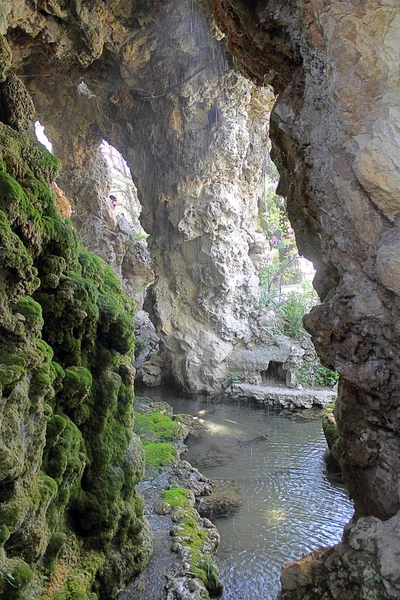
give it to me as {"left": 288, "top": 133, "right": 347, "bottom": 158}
{"left": 51, "top": 361, "right": 65, "bottom": 394}
{"left": 0, "top": 559, "right": 33, "bottom": 599}
{"left": 39, "top": 536, "right": 106, "bottom": 600}
{"left": 14, "top": 296, "right": 43, "bottom": 332}
{"left": 0, "top": 523, "right": 10, "bottom": 544}
{"left": 45, "top": 532, "right": 67, "bottom": 571}
{"left": 0, "top": 364, "right": 25, "bottom": 392}
{"left": 142, "top": 441, "right": 177, "bottom": 468}
{"left": 322, "top": 408, "right": 339, "bottom": 450}
{"left": 0, "top": 209, "right": 37, "bottom": 299}
{"left": 0, "top": 108, "right": 148, "bottom": 598}
{"left": 161, "top": 487, "right": 221, "bottom": 597}
{"left": 134, "top": 411, "right": 183, "bottom": 442}
{"left": 61, "top": 366, "right": 92, "bottom": 409}
{"left": 161, "top": 487, "right": 192, "bottom": 507}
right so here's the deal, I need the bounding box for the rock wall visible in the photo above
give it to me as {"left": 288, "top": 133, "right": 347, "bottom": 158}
{"left": 2, "top": 0, "right": 400, "bottom": 596}
{"left": 2, "top": 0, "right": 289, "bottom": 394}
{"left": 211, "top": 0, "right": 400, "bottom": 597}
{"left": 0, "top": 50, "right": 151, "bottom": 599}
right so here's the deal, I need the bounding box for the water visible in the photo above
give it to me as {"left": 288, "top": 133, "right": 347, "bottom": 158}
{"left": 161, "top": 392, "right": 354, "bottom": 600}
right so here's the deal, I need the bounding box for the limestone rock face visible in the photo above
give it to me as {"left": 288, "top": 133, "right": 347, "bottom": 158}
{"left": 2, "top": 0, "right": 400, "bottom": 596}
{"left": 212, "top": 0, "right": 400, "bottom": 520}
{"left": 3, "top": 0, "right": 282, "bottom": 394}
{"left": 211, "top": 0, "right": 400, "bottom": 597}
{"left": 55, "top": 148, "right": 153, "bottom": 309}
{"left": 279, "top": 511, "right": 400, "bottom": 600}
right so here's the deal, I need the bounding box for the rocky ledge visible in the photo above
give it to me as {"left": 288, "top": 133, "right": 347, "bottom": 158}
{"left": 119, "top": 395, "right": 223, "bottom": 600}
{"left": 226, "top": 383, "right": 335, "bottom": 411}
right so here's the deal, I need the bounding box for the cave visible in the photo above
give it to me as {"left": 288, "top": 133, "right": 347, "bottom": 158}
{"left": 261, "top": 361, "right": 286, "bottom": 386}
{"left": 0, "top": 1, "right": 399, "bottom": 599}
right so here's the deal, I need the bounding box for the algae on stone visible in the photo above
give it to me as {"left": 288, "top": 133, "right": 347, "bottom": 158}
{"left": 0, "top": 76, "right": 151, "bottom": 599}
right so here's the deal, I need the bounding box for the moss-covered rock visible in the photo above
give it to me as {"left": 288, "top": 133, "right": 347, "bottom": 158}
{"left": 134, "top": 410, "right": 184, "bottom": 442}
{"left": 322, "top": 406, "right": 343, "bottom": 472}
{"left": 161, "top": 486, "right": 222, "bottom": 598}
{"left": 0, "top": 75, "right": 150, "bottom": 598}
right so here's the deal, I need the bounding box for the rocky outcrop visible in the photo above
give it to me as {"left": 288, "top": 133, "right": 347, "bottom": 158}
{"left": 212, "top": 0, "right": 400, "bottom": 520}
{"left": 211, "top": 0, "right": 400, "bottom": 597}
{"left": 2, "top": 0, "right": 287, "bottom": 394}
{"left": 278, "top": 511, "right": 400, "bottom": 600}
{"left": 1, "top": 0, "right": 400, "bottom": 597}
{"left": 228, "top": 383, "right": 335, "bottom": 411}
{"left": 0, "top": 65, "right": 151, "bottom": 598}
{"left": 56, "top": 146, "right": 153, "bottom": 310}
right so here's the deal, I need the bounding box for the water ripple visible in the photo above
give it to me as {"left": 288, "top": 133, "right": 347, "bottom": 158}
{"left": 166, "top": 396, "right": 354, "bottom": 600}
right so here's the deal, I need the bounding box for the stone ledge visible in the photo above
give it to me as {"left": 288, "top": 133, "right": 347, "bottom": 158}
{"left": 226, "top": 382, "right": 336, "bottom": 410}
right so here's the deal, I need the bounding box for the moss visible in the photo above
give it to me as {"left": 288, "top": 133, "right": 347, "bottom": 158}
{"left": 39, "top": 535, "right": 106, "bottom": 600}
{"left": 0, "top": 106, "right": 148, "bottom": 598}
{"left": 14, "top": 295, "right": 43, "bottom": 332}
{"left": 45, "top": 532, "right": 67, "bottom": 571}
{"left": 322, "top": 408, "right": 340, "bottom": 450}
{"left": 0, "top": 35, "right": 12, "bottom": 83}
{"left": 61, "top": 366, "right": 92, "bottom": 409}
{"left": 0, "top": 523, "right": 10, "bottom": 544}
{"left": 0, "top": 364, "right": 25, "bottom": 392}
{"left": 142, "top": 441, "right": 177, "bottom": 468}
{"left": 0, "top": 559, "right": 33, "bottom": 599}
{"left": 161, "top": 487, "right": 221, "bottom": 597}
{"left": 134, "top": 411, "right": 183, "bottom": 442}
{"left": 0, "top": 209, "right": 37, "bottom": 299}
{"left": 51, "top": 361, "right": 65, "bottom": 394}
{"left": 161, "top": 487, "right": 192, "bottom": 507}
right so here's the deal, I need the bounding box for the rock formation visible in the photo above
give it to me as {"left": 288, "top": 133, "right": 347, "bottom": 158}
{"left": 3, "top": 0, "right": 287, "bottom": 394}
{"left": 211, "top": 0, "right": 400, "bottom": 597}
{"left": 1, "top": 0, "right": 400, "bottom": 598}
{"left": 0, "top": 57, "right": 152, "bottom": 599}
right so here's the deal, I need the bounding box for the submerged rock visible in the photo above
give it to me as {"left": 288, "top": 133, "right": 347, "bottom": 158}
{"left": 197, "top": 478, "right": 243, "bottom": 519}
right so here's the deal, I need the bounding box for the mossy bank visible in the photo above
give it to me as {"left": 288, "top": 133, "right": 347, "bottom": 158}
{"left": 0, "top": 68, "right": 151, "bottom": 600}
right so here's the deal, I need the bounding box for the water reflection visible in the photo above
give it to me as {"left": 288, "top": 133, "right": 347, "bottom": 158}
{"left": 158, "top": 393, "right": 354, "bottom": 600}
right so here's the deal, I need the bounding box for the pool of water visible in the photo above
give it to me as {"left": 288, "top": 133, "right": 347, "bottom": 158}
{"left": 152, "top": 391, "right": 354, "bottom": 600}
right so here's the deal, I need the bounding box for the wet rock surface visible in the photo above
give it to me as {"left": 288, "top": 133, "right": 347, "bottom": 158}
{"left": 118, "top": 460, "right": 221, "bottom": 600}
{"left": 1, "top": 0, "right": 400, "bottom": 598}
{"left": 212, "top": 0, "right": 400, "bottom": 522}
{"left": 197, "top": 478, "right": 243, "bottom": 519}
{"left": 227, "top": 382, "right": 335, "bottom": 411}
{"left": 279, "top": 511, "right": 400, "bottom": 600}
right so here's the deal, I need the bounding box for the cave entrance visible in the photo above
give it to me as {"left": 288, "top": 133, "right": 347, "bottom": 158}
{"left": 261, "top": 361, "right": 286, "bottom": 386}
{"left": 100, "top": 140, "right": 146, "bottom": 232}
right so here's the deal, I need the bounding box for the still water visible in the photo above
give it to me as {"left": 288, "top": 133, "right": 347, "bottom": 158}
{"left": 164, "top": 393, "right": 354, "bottom": 600}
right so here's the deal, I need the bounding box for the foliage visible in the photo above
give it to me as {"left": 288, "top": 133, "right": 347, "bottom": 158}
{"left": 258, "top": 173, "right": 339, "bottom": 387}
{"left": 296, "top": 360, "right": 339, "bottom": 388}
{"left": 259, "top": 164, "right": 301, "bottom": 305}
{"left": 278, "top": 288, "right": 317, "bottom": 340}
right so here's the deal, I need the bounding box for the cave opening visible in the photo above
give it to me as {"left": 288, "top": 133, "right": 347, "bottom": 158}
{"left": 260, "top": 361, "right": 286, "bottom": 386}
{"left": 1, "top": 0, "right": 398, "bottom": 598}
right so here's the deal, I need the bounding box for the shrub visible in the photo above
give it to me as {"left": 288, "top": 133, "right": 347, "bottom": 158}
{"left": 295, "top": 360, "right": 339, "bottom": 387}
